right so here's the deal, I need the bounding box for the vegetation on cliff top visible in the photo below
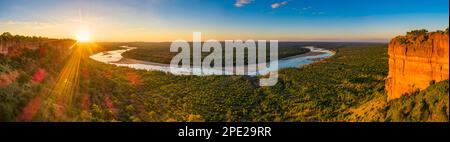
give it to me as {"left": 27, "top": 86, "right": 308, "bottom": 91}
{"left": 406, "top": 29, "right": 429, "bottom": 36}
{"left": 0, "top": 33, "right": 75, "bottom": 121}
{"left": 397, "top": 28, "right": 449, "bottom": 44}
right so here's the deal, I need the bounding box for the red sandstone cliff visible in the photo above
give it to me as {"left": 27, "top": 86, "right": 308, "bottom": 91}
{"left": 386, "top": 30, "right": 449, "bottom": 100}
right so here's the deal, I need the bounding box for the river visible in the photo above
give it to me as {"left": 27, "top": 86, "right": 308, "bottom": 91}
{"left": 89, "top": 46, "right": 335, "bottom": 76}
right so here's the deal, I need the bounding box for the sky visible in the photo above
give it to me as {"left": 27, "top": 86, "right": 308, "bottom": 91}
{"left": 0, "top": 0, "right": 448, "bottom": 42}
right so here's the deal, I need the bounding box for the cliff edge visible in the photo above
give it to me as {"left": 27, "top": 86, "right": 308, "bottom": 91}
{"left": 386, "top": 29, "right": 449, "bottom": 100}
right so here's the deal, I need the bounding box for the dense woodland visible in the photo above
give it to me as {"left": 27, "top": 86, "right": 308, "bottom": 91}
{"left": 0, "top": 32, "right": 448, "bottom": 122}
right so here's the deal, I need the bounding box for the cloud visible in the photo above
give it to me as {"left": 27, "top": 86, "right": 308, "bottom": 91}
{"left": 312, "top": 11, "right": 326, "bottom": 15}
{"left": 302, "top": 6, "right": 312, "bottom": 10}
{"left": 235, "top": 0, "right": 253, "bottom": 8}
{"left": 271, "top": 1, "right": 288, "bottom": 9}
{"left": 0, "top": 20, "right": 57, "bottom": 29}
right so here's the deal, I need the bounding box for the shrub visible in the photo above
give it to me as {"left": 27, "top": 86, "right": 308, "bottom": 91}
{"left": 397, "top": 37, "right": 410, "bottom": 44}
{"left": 407, "top": 29, "right": 428, "bottom": 36}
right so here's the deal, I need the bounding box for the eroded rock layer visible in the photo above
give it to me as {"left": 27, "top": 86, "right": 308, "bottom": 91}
{"left": 386, "top": 31, "right": 449, "bottom": 100}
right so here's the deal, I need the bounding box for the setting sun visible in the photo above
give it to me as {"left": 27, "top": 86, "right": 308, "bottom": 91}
{"left": 76, "top": 31, "right": 91, "bottom": 42}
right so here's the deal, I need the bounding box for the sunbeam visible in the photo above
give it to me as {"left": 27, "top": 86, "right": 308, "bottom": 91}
{"left": 18, "top": 42, "right": 98, "bottom": 121}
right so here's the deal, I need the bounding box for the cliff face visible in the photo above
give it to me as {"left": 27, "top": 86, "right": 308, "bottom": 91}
{"left": 386, "top": 32, "right": 449, "bottom": 100}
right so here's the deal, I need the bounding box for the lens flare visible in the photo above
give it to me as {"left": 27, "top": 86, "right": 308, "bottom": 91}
{"left": 17, "top": 42, "right": 99, "bottom": 121}
{"left": 76, "top": 31, "right": 91, "bottom": 42}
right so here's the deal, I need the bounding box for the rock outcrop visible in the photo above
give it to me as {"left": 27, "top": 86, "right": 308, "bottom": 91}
{"left": 386, "top": 30, "right": 449, "bottom": 100}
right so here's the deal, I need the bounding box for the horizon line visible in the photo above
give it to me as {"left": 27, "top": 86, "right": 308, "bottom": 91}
{"left": 1, "top": 31, "right": 390, "bottom": 43}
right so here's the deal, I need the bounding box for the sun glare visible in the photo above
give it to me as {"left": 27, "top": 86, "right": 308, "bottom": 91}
{"left": 76, "top": 31, "right": 91, "bottom": 42}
